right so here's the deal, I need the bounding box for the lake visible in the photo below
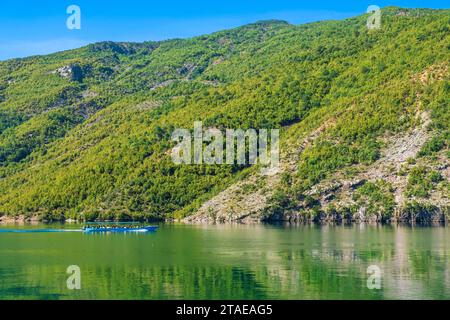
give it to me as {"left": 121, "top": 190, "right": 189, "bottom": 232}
{"left": 0, "top": 223, "right": 449, "bottom": 300}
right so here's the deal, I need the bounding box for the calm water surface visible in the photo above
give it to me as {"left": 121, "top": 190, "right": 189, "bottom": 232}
{"left": 0, "top": 223, "right": 449, "bottom": 300}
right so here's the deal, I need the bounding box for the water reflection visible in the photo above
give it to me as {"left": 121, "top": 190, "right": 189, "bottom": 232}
{"left": 0, "top": 223, "right": 449, "bottom": 299}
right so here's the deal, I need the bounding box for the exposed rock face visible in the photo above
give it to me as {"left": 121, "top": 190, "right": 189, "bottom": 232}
{"left": 82, "top": 90, "right": 98, "bottom": 99}
{"left": 395, "top": 203, "right": 447, "bottom": 223}
{"left": 177, "top": 63, "right": 197, "bottom": 77}
{"left": 150, "top": 80, "right": 176, "bottom": 91}
{"left": 0, "top": 215, "right": 41, "bottom": 224}
{"left": 52, "top": 64, "right": 83, "bottom": 82}
{"left": 185, "top": 174, "right": 281, "bottom": 224}
{"left": 53, "top": 65, "right": 71, "bottom": 78}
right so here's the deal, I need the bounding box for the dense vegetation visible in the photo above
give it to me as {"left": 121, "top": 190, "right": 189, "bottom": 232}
{"left": 0, "top": 7, "right": 448, "bottom": 221}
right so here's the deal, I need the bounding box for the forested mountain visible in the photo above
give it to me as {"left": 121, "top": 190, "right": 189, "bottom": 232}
{"left": 0, "top": 7, "right": 448, "bottom": 222}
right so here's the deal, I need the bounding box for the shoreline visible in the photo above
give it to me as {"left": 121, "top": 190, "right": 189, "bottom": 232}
{"left": 0, "top": 214, "right": 447, "bottom": 226}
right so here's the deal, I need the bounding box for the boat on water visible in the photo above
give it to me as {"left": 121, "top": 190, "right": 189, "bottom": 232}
{"left": 0, "top": 225, "right": 159, "bottom": 234}
{"left": 82, "top": 225, "right": 158, "bottom": 233}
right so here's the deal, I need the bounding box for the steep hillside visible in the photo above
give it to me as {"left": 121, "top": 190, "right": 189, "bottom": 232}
{"left": 0, "top": 7, "right": 448, "bottom": 222}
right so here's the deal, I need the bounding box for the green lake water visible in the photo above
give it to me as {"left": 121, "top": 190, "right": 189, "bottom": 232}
{"left": 0, "top": 223, "right": 449, "bottom": 300}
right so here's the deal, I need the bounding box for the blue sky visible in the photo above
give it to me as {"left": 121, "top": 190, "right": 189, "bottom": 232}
{"left": 0, "top": 0, "right": 448, "bottom": 60}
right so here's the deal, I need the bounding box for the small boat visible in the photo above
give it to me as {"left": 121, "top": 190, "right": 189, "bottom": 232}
{"left": 82, "top": 226, "right": 158, "bottom": 233}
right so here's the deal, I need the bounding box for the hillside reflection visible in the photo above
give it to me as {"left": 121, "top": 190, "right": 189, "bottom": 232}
{"left": 0, "top": 224, "right": 449, "bottom": 299}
